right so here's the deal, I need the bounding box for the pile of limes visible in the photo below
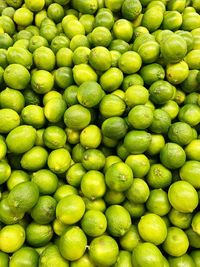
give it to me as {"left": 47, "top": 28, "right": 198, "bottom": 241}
{"left": 0, "top": 0, "right": 200, "bottom": 266}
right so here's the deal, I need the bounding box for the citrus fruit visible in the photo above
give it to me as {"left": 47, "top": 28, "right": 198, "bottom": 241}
{"left": 138, "top": 213, "right": 167, "bottom": 245}
{"left": 81, "top": 210, "right": 107, "bottom": 237}
{"left": 56, "top": 194, "right": 85, "bottom": 225}
{"left": 132, "top": 242, "right": 164, "bottom": 267}
{"left": 168, "top": 180, "right": 199, "bottom": 213}
{"left": 162, "top": 226, "right": 189, "bottom": 257}
{"left": 59, "top": 226, "right": 87, "bottom": 261}
{"left": 89, "top": 235, "right": 119, "bottom": 266}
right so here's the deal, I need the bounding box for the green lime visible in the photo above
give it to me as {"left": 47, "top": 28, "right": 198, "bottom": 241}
{"left": 168, "top": 254, "right": 195, "bottom": 267}
{"left": 43, "top": 90, "right": 62, "bottom": 106}
{"left": 71, "top": 143, "right": 85, "bottom": 163}
{"left": 191, "top": 250, "right": 200, "bottom": 266}
{"left": 114, "top": 250, "right": 132, "bottom": 267}
{"left": 63, "top": 85, "right": 78, "bottom": 106}
{"left": 31, "top": 70, "right": 54, "bottom": 94}
{"left": 39, "top": 244, "right": 69, "bottom": 267}
{"left": 0, "top": 138, "right": 7, "bottom": 161}
{"left": 0, "top": 198, "right": 24, "bottom": 225}
{"left": 162, "top": 10, "right": 183, "bottom": 30}
{"left": 89, "top": 46, "right": 112, "bottom": 72}
{"left": 7, "top": 47, "right": 33, "bottom": 69}
{"left": 47, "top": 3, "right": 64, "bottom": 23}
{"left": 168, "top": 180, "right": 198, "bottom": 213}
{"left": 7, "top": 170, "right": 29, "bottom": 191}
{"left": 168, "top": 122, "right": 194, "bottom": 146}
{"left": 89, "top": 235, "right": 119, "bottom": 266}
{"left": 182, "top": 70, "right": 199, "bottom": 93}
{"left": 126, "top": 178, "right": 149, "bottom": 204}
{"left": 9, "top": 246, "right": 39, "bottom": 267}
{"left": 122, "top": 0, "right": 142, "bottom": 20}
{"left": 138, "top": 213, "right": 167, "bottom": 245}
{"left": 81, "top": 170, "right": 106, "bottom": 199}
{"left": 4, "top": 63, "right": 30, "bottom": 90}
{"left": 186, "top": 227, "right": 200, "bottom": 249}
{"left": 118, "top": 51, "right": 142, "bottom": 74}
{"left": 0, "top": 251, "right": 9, "bottom": 267}
{"left": 149, "top": 80, "right": 174, "bottom": 104}
{"left": 66, "top": 163, "right": 86, "bottom": 187}
{"left": 119, "top": 224, "right": 141, "bottom": 252}
{"left": 169, "top": 208, "right": 193, "bottom": 229}
{"left": 6, "top": 125, "right": 36, "bottom": 154}
{"left": 180, "top": 160, "right": 200, "bottom": 189}
{"left": 50, "top": 35, "right": 70, "bottom": 54}
{"left": 160, "top": 142, "right": 186, "bottom": 169}
{"left": 64, "top": 105, "right": 91, "bottom": 130}
{"left": 23, "top": 88, "right": 41, "bottom": 106}
{"left": 31, "top": 169, "right": 58, "bottom": 195}
{"left": 20, "top": 146, "right": 48, "bottom": 171}
{"left": 146, "top": 134, "right": 165, "bottom": 156}
{"left": 14, "top": 7, "right": 33, "bottom": 26}
{"left": 94, "top": 8, "right": 114, "bottom": 30}
{"left": 146, "top": 188, "right": 171, "bottom": 216}
{"left": 47, "top": 148, "right": 71, "bottom": 174}
{"left": 83, "top": 197, "right": 106, "bottom": 212}
{"left": 161, "top": 33, "right": 187, "bottom": 63}
{"left": 30, "top": 195, "right": 56, "bottom": 225}
{"left": 72, "top": 46, "right": 90, "bottom": 65}
{"left": 79, "top": 14, "right": 95, "bottom": 34}
{"left": 100, "top": 67, "right": 124, "bottom": 92}
{"left": 43, "top": 126, "right": 66, "bottom": 149}
{"left": 44, "top": 98, "right": 67, "bottom": 123}
{"left": 81, "top": 148, "right": 105, "bottom": 171}
{"left": 53, "top": 218, "right": 69, "bottom": 237}
{"left": 59, "top": 226, "right": 87, "bottom": 261}
{"left": 53, "top": 184, "right": 78, "bottom": 202}
{"left": 62, "top": 19, "right": 85, "bottom": 39}
{"left": 33, "top": 46, "right": 55, "bottom": 71}
{"left": 80, "top": 125, "right": 101, "bottom": 149}
{"left": 166, "top": 61, "right": 189, "bottom": 85}
{"left": 150, "top": 109, "right": 171, "bottom": 134}
{"left": 56, "top": 47, "right": 73, "bottom": 67}
{"left": 102, "top": 117, "right": 128, "bottom": 140}
{"left": 99, "top": 94, "right": 126, "bottom": 118}
{"left": 161, "top": 100, "right": 179, "bottom": 120}
{"left": 0, "top": 108, "right": 20, "bottom": 134}
{"left": 25, "top": 0, "right": 45, "bottom": 11}
{"left": 77, "top": 81, "right": 104, "bottom": 108}
{"left": 81, "top": 210, "right": 107, "bottom": 237}
{"left": 72, "top": 64, "right": 97, "bottom": 85}
{"left": 185, "top": 139, "right": 200, "bottom": 161}
{"left": 104, "top": 189, "right": 125, "bottom": 205}
{"left": 125, "top": 154, "right": 150, "bottom": 178}
{"left": 7, "top": 181, "right": 39, "bottom": 212}
{"left": 90, "top": 26, "right": 112, "bottom": 47}
{"left": 113, "top": 19, "right": 133, "bottom": 42}
{"left": 146, "top": 163, "right": 172, "bottom": 189}
{"left": 132, "top": 242, "right": 164, "bottom": 267}
{"left": 140, "top": 63, "right": 165, "bottom": 86}
{"left": 128, "top": 105, "right": 153, "bottom": 129}
{"left": 125, "top": 85, "right": 149, "bottom": 108}
{"left": 0, "top": 224, "right": 25, "bottom": 253}
{"left": 54, "top": 67, "right": 73, "bottom": 89}
{"left": 26, "top": 222, "right": 53, "bottom": 247}
{"left": 178, "top": 104, "right": 200, "bottom": 126}
{"left": 105, "top": 162, "right": 133, "bottom": 192}
{"left": 70, "top": 253, "right": 95, "bottom": 267}
{"left": 21, "top": 105, "right": 46, "bottom": 129}
{"left": 109, "top": 39, "right": 130, "bottom": 54}
{"left": 162, "top": 226, "right": 189, "bottom": 257}
{"left": 124, "top": 130, "right": 152, "bottom": 154}
{"left": 56, "top": 194, "right": 85, "bottom": 225}
{"left": 69, "top": 34, "right": 89, "bottom": 52}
